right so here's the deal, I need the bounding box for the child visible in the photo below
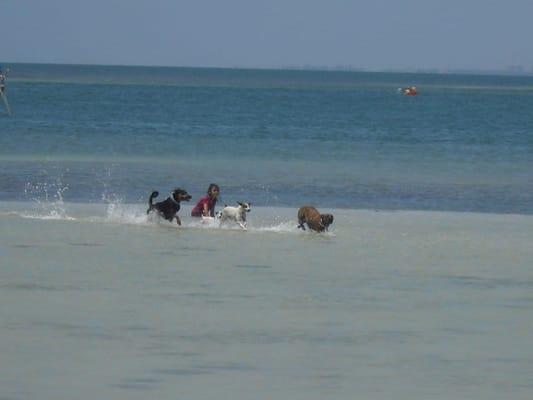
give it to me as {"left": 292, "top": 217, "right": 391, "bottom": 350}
{"left": 191, "top": 183, "right": 220, "bottom": 217}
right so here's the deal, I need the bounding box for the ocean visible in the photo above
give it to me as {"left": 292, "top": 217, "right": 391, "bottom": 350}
{"left": 1, "top": 64, "right": 532, "bottom": 399}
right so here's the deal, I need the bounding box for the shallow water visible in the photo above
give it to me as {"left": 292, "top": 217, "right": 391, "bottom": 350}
{"left": 1, "top": 202, "right": 533, "bottom": 399}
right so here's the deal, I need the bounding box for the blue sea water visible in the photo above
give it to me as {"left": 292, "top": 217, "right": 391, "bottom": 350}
{"left": 1, "top": 63, "right": 532, "bottom": 213}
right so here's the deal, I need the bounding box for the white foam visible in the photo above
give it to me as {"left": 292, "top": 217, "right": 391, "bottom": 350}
{"left": 252, "top": 221, "right": 301, "bottom": 234}
{"left": 15, "top": 211, "right": 76, "bottom": 221}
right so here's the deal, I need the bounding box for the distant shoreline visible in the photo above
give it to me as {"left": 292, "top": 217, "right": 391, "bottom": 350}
{"left": 2, "top": 61, "right": 533, "bottom": 78}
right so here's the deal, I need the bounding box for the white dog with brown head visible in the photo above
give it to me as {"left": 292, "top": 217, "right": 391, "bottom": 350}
{"left": 219, "top": 202, "right": 251, "bottom": 230}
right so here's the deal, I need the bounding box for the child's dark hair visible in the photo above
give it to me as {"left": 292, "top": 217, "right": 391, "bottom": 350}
{"left": 207, "top": 183, "right": 220, "bottom": 194}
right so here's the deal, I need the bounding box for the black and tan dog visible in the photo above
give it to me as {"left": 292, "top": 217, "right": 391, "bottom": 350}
{"left": 147, "top": 188, "right": 192, "bottom": 225}
{"left": 297, "top": 206, "right": 334, "bottom": 232}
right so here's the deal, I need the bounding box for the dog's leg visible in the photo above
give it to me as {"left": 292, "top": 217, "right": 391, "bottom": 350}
{"left": 297, "top": 219, "right": 306, "bottom": 230}
{"left": 233, "top": 215, "right": 246, "bottom": 230}
{"left": 175, "top": 215, "right": 182, "bottom": 226}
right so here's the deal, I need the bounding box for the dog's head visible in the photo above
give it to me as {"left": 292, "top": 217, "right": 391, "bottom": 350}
{"left": 215, "top": 210, "right": 223, "bottom": 219}
{"left": 237, "top": 202, "right": 252, "bottom": 212}
{"left": 172, "top": 188, "right": 192, "bottom": 203}
{"left": 320, "top": 213, "right": 334, "bottom": 229}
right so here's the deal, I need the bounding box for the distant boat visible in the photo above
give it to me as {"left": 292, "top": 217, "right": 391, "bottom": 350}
{"left": 398, "top": 86, "right": 418, "bottom": 96}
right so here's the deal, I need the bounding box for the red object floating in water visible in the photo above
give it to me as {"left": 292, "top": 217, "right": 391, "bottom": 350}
{"left": 401, "top": 86, "right": 418, "bottom": 96}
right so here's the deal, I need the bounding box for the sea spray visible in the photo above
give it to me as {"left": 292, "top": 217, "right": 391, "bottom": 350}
{"left": 23, "top": 175, "right": 73, "bottom": 220}
{"left": 103, "top": 196, "right": 149, "bottom": 225}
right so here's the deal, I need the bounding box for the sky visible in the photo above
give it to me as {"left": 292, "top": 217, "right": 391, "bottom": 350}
{"left": 2, "top": 0, "right": 533, "bottom": 71}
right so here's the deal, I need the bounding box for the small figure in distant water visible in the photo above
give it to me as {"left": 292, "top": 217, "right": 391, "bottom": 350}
{"left": 0, "top": 65, "right": 11, "bottom": 115}
{"left": 399, "top": 86, "right": 418, "bottom": 96}
{"left": 0, "top": 66, "right": 7, "bottom": 93}
{"left": 191, "top": 183, "right": 220, "bottom": 218}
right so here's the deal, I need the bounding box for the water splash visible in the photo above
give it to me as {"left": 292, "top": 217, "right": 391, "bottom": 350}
{"left": 23, "top": 175, "right": 73, "bottom": 220}
{"left": 102, "top": 196, "right": 150, "bottom": 225}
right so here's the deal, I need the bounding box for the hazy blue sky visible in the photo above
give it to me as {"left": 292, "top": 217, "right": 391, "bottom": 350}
{"left": 2, "top": 0, "right": 532, "bottom": 70}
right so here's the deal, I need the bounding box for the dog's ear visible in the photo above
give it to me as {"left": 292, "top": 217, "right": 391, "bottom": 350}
{"left": 237, "top": 201, "right": 243, "bottom": 206}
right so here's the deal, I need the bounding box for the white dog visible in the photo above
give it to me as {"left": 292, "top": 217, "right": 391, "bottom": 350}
{"left": 219, "top": 202, "right": 251, "bottom": 229}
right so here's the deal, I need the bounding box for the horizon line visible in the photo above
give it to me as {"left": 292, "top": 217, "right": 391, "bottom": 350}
{"left": 3, "top": 61, "right": 533, "bottom": 78}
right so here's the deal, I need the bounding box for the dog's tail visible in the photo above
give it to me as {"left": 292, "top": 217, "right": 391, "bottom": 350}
{"left": 147, "top": 191, "right": 159, "bottom": 214}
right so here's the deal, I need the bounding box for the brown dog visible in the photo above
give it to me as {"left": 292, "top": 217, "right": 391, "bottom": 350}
{"left": 297, "top": 206, "right": 334, "bottom": 232}
{"left": 147, "top": 188, "right": 192, "bottom": 225}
